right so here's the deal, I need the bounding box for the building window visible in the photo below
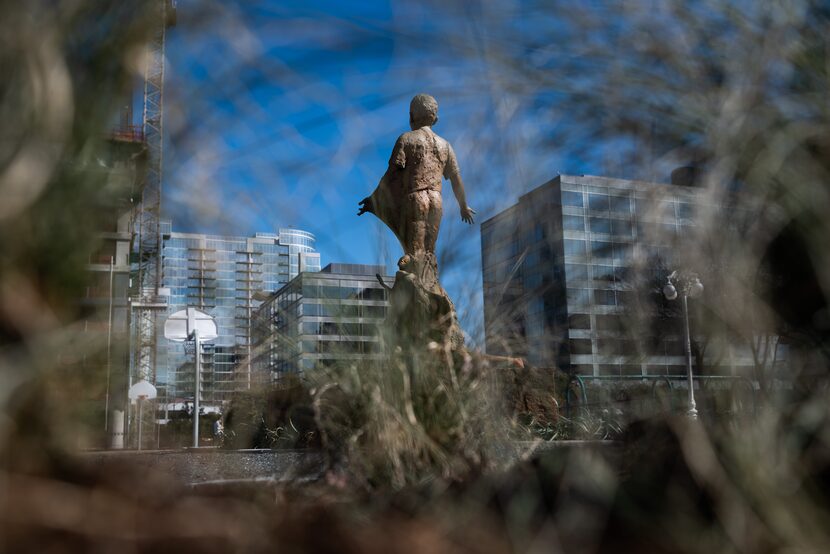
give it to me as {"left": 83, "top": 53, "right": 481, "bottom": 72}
{"left": 594, "top": 289, "right": 616, "bottom": 306}
{"left": 564, "top": 239, "right": 586, "bottom": 257}
{"left": 363, "top": 305, "right": 386, "bottom": 318}
{"left": 612, "top": 243, "right": 630, "bottom": 261}
{"left": 610, "top": 219, "right": 633, "bottom": 237}
{"left": 596, "top": 314, "right": 623, "bottom": 333}
{"left": 599, "top": 364, "right": 621, "bottom": 376}
{"left": 598, "top": 338, "right": 638, "bottom": 356}
{"left": 570, "top": 339, "right": 593, "bottom": 355}
{"left": 589, "top": 217, "right": 611, "bottom": 234}
{"left": 609, "top": 195, "right": 631, "bottom": 214}
{"left": 321, "top": 286, "right": 343, "bottom": 300}
{"left": 658, "top": 200, "right": 676, "bottom": 219}
{"left": 658, "top": 221, "right": 677, "bottom": 236}
{"left": 622, "top": 364, "right": 642, "bottom": 375}
{"left": 591, "top": 240, "right": 613, "bottom": 259}
{"left": 616, "top": 290, "right": 634, "bottom": 307}
{"left": 565, "top": 263, "right": 588, "bottom": 281}
{"left": 592, "top": 266, "right": 615, "bottom": 284}
{"left": 361, "top": 288, "right": 386, "bottom": 301}
{"left": 562, "top": 191, "right": 583, "bottom": 207}
{"left": 572, "top": 364, "right": 594, "bottom": 375}
{"left": 567, "top": 288, "right": 590, "bottom": 306}
{"left": 568, "top": 314, "right": 591, "bottom": 329}
{"left": 588, "top": 193, "right": 610, "bottom": 212}
{"left": 562, "top": 214, "right": 584, "bottom": 231}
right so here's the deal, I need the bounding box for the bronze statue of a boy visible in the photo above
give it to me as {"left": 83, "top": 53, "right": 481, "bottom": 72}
{"left": 358, "top": 93, "right": 475, "bottom": 267}
{"left": 358, "top": 94, "right": 473, "bottom": 350}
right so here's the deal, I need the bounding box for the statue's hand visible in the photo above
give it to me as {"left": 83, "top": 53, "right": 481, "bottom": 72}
{"left": 460, "top": 205, "right": 476, "bottom": 224}
{"left": 357, "top": 196, "right": 374, "bottom": 216}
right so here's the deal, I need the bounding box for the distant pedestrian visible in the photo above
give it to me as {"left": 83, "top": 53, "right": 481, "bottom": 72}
{"left": 213, "top": 419, "right": 224, "bottom": 445}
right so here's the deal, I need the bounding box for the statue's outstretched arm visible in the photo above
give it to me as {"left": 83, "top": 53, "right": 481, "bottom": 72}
{"left": 357, "top": 195, "right": 374, "bottom": 216}
{"left": 358, "top": 164, "right": 396, "bottom": 216}
{"left": 444, "top": 143, "right": 474, "bottom": 224}
{"left": 450, "top": 174, "right": 476, "bottom": 224}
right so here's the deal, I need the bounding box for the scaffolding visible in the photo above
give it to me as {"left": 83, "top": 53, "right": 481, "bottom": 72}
{"left": 130, "top": 0, "right": 176, "bottom": 388}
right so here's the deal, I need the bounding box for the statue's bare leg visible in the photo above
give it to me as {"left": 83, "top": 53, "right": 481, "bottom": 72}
{"left": 424, "top": 190, "right": 442, "bottom": 254}
{"left": 404, "top": 190, "right": 431, "bottom": 256}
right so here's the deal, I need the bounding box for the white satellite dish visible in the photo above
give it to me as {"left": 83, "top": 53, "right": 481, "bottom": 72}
{"left": 164, "top": 307, "right": 218, "bottom": 342}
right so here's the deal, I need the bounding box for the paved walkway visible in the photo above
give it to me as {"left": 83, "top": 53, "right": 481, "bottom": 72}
{"left": 82, "top": 448, "right": 325, "bottom": 484}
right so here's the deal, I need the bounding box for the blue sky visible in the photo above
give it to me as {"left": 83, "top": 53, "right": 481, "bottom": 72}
{"left": 157, "top": 0, "right": 632, "bottom": 343}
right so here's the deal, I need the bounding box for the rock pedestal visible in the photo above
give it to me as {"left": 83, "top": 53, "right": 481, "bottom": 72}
{"left": 385, "top": 252, "right": 465, "bottom": 354}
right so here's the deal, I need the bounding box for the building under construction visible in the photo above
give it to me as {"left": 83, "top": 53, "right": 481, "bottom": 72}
{"left": 85, "top": 0, "right": 326, "bottom": 446}
{"left": 78, "top": 0, "right": 175, "bottom": 448}
{"left": 80, "top": 110, "right": 147, "bottom": 449}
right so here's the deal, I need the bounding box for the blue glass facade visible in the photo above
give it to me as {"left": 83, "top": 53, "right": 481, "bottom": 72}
{"left": 481, "top": 174, "right": 707, "bottom": 375}
{"left": 157, "top": 224, "right": 321, "bottom": 404}
{"left": 252, "top": 263, "right": 391, "bottom": 381}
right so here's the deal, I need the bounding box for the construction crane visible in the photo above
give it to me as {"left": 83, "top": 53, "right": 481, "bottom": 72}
{"left": 130, "top": 0, "right": 177, "bottom": 394}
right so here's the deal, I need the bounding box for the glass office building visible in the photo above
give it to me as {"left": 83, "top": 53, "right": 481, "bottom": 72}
{"left": 482, "top": 173, "right": 718, "bottom": 376}
{"left": 157, "top": 223, "right": 321, "bottom": 404}
{"left": 252, "top": 263, "right": 392, "bottom": 381}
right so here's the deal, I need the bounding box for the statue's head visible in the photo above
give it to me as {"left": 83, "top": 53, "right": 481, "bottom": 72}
{"left": 409, "top": 93, "right": 438, "bottom": 130}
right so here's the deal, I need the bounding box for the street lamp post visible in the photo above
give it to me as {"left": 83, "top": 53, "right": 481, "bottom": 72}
{"left": 663, "top": 270, "right": 704, "bottom": 419}
{"left": 192, "top": 327, "right": 201, "bottom": 448}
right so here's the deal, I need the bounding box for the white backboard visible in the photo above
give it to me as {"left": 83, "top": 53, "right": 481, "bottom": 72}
{"left": 129, "top": 379, "right": 158, "bottom": 401}
{"left": 164, "top": 307, "right": 218, "bottom": 342}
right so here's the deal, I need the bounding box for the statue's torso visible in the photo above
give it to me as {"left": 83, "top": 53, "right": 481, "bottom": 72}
{"left": 393, "top": 128, "right": 452, "bottom": 193}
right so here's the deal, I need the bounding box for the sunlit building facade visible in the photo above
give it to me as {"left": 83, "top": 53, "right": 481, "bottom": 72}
{"left": 252, "top": 263, "right": 392, "bottom": 381}
{"left": 481, "top": 173, "right": 715, "bottom": 376}
{"left": 156, "top": 224, "right": 321, "bottom": 404}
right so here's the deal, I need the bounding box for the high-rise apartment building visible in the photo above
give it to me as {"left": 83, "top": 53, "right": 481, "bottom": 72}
{"left": 481, "top": 173, "right": 741, "bottom": 376}
{"left": 156, "top": 224, "right": 321, "bottom": 404}
{"left": 252, "top": 263, "right": 392, "bottom": 381}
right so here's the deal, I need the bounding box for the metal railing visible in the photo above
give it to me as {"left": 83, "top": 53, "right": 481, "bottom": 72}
{"left": 565, "top": 374, "right": 758, "bottom": 417}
